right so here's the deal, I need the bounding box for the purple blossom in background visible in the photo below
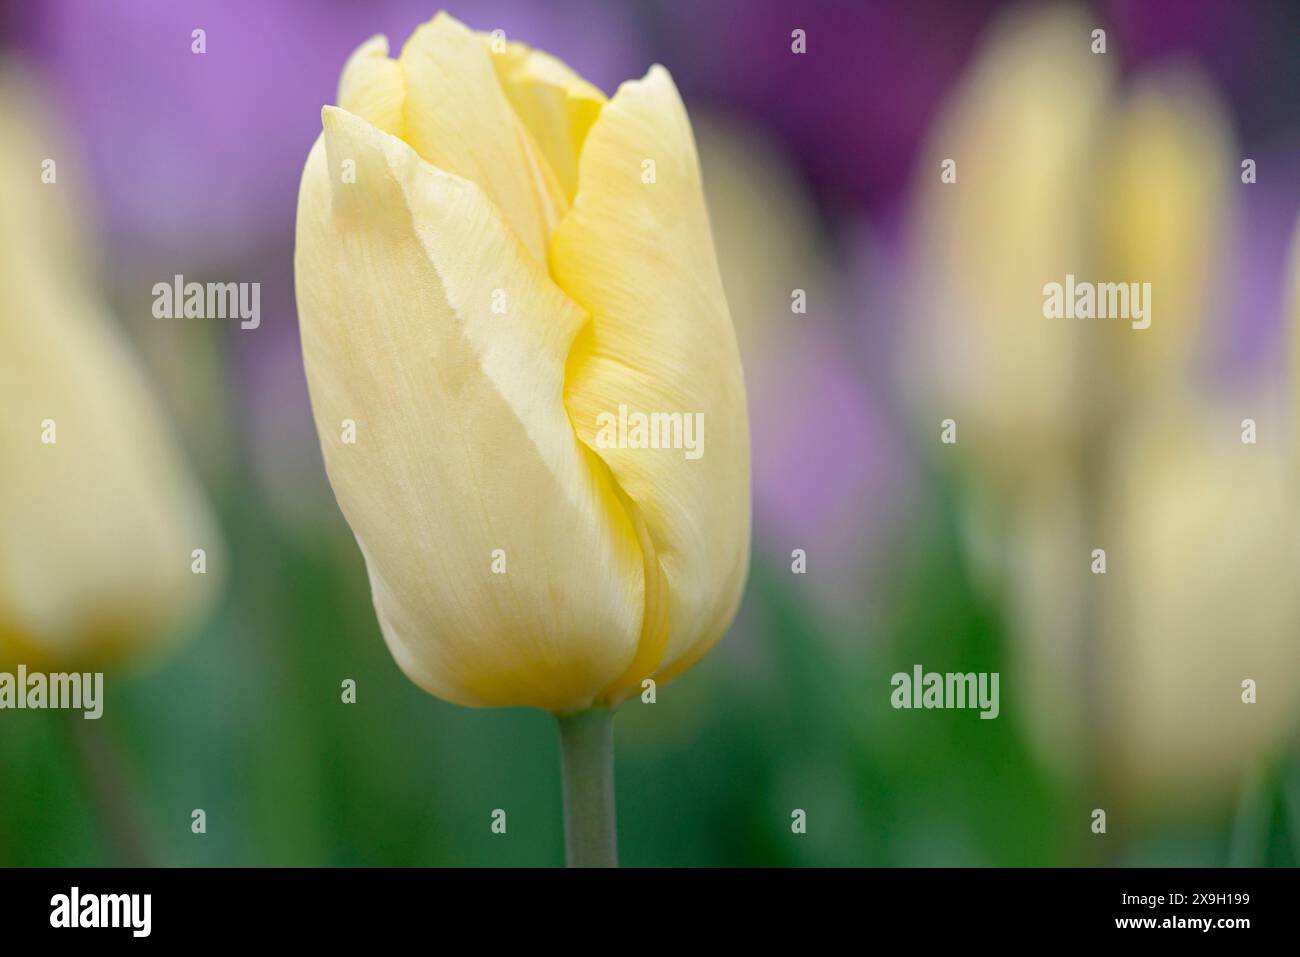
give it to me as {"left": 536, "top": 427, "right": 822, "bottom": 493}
{"left": 1216, "top": 150, "right": 1300, "bottom": 385}
{"left": 750, "top": 325, "right": 907, "bottom": 584}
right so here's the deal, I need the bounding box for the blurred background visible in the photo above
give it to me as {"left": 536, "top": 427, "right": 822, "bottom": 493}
{"left": 1, "top": 0, "right": 1298, "bottom": 866}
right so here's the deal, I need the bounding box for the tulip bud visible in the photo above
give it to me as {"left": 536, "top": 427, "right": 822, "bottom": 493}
{"left": 903, "top": 6, "right": 1236, "bottom": 493}
{"left": 1010, "top": 400, "right": 1300, "bottom": 809}
{"left": 294, "top": 13, "right": 750, "bottom": 713}
{"left": 902, "top": 5, "right": 1113, "bottom": 487}
{"left": 1092, "top": 68, "right": 1235, "bottom": 402}
{"left": 0, "top": 63, "right": 222, "bottom": 669}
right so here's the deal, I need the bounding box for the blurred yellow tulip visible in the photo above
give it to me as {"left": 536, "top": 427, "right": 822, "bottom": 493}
{"left": 0, "top": 62, "right": 222, "bottom": 670}
{"left": 1098, "top": 400, "right": 1299, "bottom": 805}
{"left": 903, "top": 5, "right": 1235, "bottom": 494}
{"left": 1009, "top": 398, "right": 1300, "bottom": 808}
{"left": 1093, "top": 67, "right": 1236, "bottom": 407}
{"left": 902, "top": 5, "right": 1113, "bottom": 488}
{"left": 902, "top": 5, "right": 1298, "bottom": 808}
{"left": 294, "top": 13, "right": 750, "bottom": 713}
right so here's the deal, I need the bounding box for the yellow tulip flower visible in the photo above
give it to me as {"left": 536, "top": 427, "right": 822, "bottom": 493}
{"left": 294, "top": 13, "right": 751, "bottom": 865}
{"left": 0, "top": 62, "right": 221, "bottom": 671}
{"left": 902, "top": 5, "right": 1234, "bottom": 494}
{"left": 295, "top": 13, "right": 750, "bottom": 714}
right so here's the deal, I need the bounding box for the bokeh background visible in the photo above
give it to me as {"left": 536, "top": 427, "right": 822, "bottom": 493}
{"left": 2, "top": 0, "right": 1299, "bottom": 866}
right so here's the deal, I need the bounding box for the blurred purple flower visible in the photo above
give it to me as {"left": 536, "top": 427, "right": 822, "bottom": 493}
{"left": 1216, "top": 143, "right": 1300, "bottom": 384}
{"left": 750, "top": 324, "right": 906, "bottom": 582}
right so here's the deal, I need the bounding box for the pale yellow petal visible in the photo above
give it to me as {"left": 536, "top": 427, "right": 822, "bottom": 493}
{"left": 552, "top": 66, "right": 751, "bottom": 695}
{"left": 486, "top": 37, "right": 606, "bottom": 202}
{"left": 337, "top": 34, "right": 405, "bottom": 138}
{"left": 295, "top": 108, "right": 646, "bottom": 711}
{"left": 397, "top": 12, "right": 565, "bottom": 262}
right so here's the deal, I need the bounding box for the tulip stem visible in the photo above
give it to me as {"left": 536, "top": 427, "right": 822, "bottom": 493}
{"left": 64, "top": 711, "right": 151, "bottom": 867}
{"left": 556, "top": 708, "right": 617, "bottom": 868}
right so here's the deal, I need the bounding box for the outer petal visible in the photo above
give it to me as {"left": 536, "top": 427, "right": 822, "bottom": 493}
{"left": 294, "top": 107, "right": 646, "bottom": 711}
{"left": 397, "top": 12, "right": 565, "bottom": 263}
{"left": 551, "top": 66, "right": 751, "bottom": 695}
{"left": 486, "top": 37, "right": 606, "bottom": 202}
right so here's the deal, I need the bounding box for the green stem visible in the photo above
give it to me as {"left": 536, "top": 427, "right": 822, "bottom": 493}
{"left": 556, "top": 708, "right": 617, "bottom": 868}
{"left": 64, "top": 711, "right": 151, "bottom": 867}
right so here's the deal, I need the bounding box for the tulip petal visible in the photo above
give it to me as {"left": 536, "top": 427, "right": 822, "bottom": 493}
{"left": 397, "top": 12, "right": 565, "bottom": 263}
{"left": 337, "top": 35, "right": 405, "bottom": 139}
{"left": 295, "top": 107, "right": 647, "bottom": 711}
{"left": 486, "top": 37, "right": 606, "bottom": 202}
{"left": 551, "top": 66, "right": 751, "bottom": 693}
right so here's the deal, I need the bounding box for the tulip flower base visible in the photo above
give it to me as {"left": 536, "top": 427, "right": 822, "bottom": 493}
{"left": 556, "top": 709, "right": 618, "bottom": 868}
